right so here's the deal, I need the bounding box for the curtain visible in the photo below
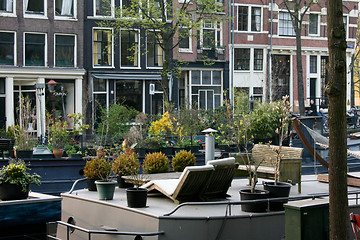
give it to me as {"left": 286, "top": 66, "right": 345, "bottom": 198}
{"left": 24, "top": 0, "right": 29, "bottom": 11}
{"left": 6, "top": 0, "right": 13, "bottom": 12}
{"left": 61, "top": 0, "right": 73, "bottom": 15}
{"left": 254, "top": 8, "right": 261, "bottom": 31}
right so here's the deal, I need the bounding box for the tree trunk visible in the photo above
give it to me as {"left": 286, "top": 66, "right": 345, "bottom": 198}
{"left": 327, "top": 0, "right": 349, "bottom": 239}
{"left": 295, "top": 28, "right": 305, "bottom": 115}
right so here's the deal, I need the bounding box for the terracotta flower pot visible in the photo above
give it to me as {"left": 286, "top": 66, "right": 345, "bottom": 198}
{"left": 53, "top": 149, "right": 63, "bottom": 158}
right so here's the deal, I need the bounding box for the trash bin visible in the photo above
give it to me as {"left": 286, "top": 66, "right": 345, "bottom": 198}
{"left": 285, "top": 198, "right": 329, "bottom": 240}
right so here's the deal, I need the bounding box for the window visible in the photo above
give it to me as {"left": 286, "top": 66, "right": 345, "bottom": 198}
{"left": 190, "top": 70, "right": 222, "bottom": 110}
{"left": 55, "top": 35, "right": 75, "bottom": 67}
{"left": 254, "top": 49, "right": 263, "bottom": 71}
{"left": 55, "top": 0, "right": 74, "bottom": 17}
{"left": 199, "top": 21, "right": 222, "bottom": 48}
{"left": 93, "top": 29, "right": 113, "bottom": 66}
{"left": 179, "top": 28, "right": 191, "bottom": 50}
{"left": 147, "top": 31, "right": 163, "bottom": 67}
{"left": 25, "top": 33, "right": 45, "bottom": 66}
{"left": 251, "top": 7, "right": 261, "bottom": 32}
{"left": 95, "top": 0, "right": 112, "bottom": 16}
{"left": 121, "top": 29, "right": 139, "bottom": 67}
{"left": 310, "top": 55, "right": 317, "bottom": 73}
{"left": 234, "top": 48, "right": 250, "bottom": 70}
{"left": 0, "top": 32, "right": 14, "bottom": 65}
{"left": 238, "top": 6, "right": 248, "bottom": 31}
{"left": 279, "top": 12, "right": 295, "bottom": 36}
{"left": 0, "top": 0, "right": 13, "bottom": 13}
{"left": 25, "top": 0, "right": 44, "bottom": 14}
{"left": 343, "top": 16, "right": 347, "bottom": 37}
{"left": 309, "top": 14, "right": 318, "bottom": 35}
{"left": 238, "top": 6, "right": 261, "bottom": 32}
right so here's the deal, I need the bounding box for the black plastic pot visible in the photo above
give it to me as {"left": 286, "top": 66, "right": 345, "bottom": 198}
{"left": 117, "top": 176, "right": 134, "bottom": 188}
{"left": 126, "top": 187, "right": 148, "bottom": 208}
{"left": 263, "top": 181, "right": 292, "bottom": 211}
{"left": 87, "top": 178, "right": 100, "bottom": 191}
{"left": 0, "top": 182, "right": 29, "bottom": 201}
{"left": 16, "top": 150, "right": 33, "bottom": 159}
{"left": 239, "top": 189, "right": 269, "bottom": 213}
{"left": 160, "top": 147, "right": 174, "bottom": 156}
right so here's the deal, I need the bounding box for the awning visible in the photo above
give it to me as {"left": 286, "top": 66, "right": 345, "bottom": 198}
{"left": 92, "top": 73, "right": 162, "bottom": 80}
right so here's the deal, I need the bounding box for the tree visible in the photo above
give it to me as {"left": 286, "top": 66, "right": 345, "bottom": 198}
{"left": 327, "top": 0, "right": 349, "bottom": 238}
{"left": 98, "top": 0, "right": 225, "bottom": 103}
{"left": 278, "top": 0, "right": 318, "bottom": 115}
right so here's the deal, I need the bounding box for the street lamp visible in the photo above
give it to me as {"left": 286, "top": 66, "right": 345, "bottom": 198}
{"left": 47, "top": 80, "right": 57, "bottom": 122}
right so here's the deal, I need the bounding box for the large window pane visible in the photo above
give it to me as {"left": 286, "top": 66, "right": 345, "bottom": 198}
{"left": 309, "top": 14, "right": 318, "bottom": 35}
{"left": 25, "top": 33, "right": 45, "bottom": 66}
{"left": 279, "top": 12, "right": 295, "bottom": 36}
{"left": 25, "top": 0, "right": 44, "bottom": 14}
{"left": 238, "top": 6, "right": 248, "bottom": 31}
{"left": 213, "top": 71, "right": 221, "bottom": 85}
{"left": 121, "top": 30, "right": 139, "bottom": 67}
{"left": 147, "top": 31, "right": 163, "bottom": 67}
{"left": 179, "top": 28, "right": 190, "bottom": 49}
{"left": 94, "top": 78, "right": 106, "bottom": 92}
{"left": 116, "top": 80, "right": 142, "bottom": 112}
{"left": 55, "top": 0, "right": 74, "bottom": 16}
{"left": 254, "top": 49, "right": 263, "bottom": 71}
{"left": 202, "top": 71, "right": 211, "bottom": 85}
{"left": 95, "top": 0, "right": 111, "bottom": 16}
{"left": 310, "top": 55, "right": 317, "bottom": 73}
{"left": 0, "top": 0, "right": 13, "bottom": 12}
{"left": 55, "top": 35, "right": 75, "bottom": 67}
{"left": 93, "top": 29, "right": 112, "bottom": 66}
{"left": 191, "top": 71, "right": 200, "bottom": 84}
{"left": 234, "top": 48, "right": 250, "bottom": 70}
{"left": 251, "top": 7, "right": 261, "bottom": 32}
{"left": 0, "top": 32, "right": 14, "bottom": 65}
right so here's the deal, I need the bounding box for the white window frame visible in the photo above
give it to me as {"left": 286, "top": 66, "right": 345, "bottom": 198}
{"left": 343, "top": 15, "right": 348, "bottom": 39}
{"left": 308, "top": 13, "right": 320, "bottom": 36}
{"left": 93, "top": 0, "right": 114, "bottom": 18}
{"left": 24, "top": 0, "right": 47, "bottom": 19}
{"left": 54, "top": 33, "right": 77, "bottom": 68}
{"left": 54, "top": 0, "right": 77, "bottom": 20}
{"left": 237, "top": 5, "right": 262, "bottom": 32}
{"left": 179, "top": 27, "right": 192, "bottom": 53}
{"left": 92, "top": 27, "right": 114, "bottom": 68}
{"left": 278, "top": 11, "right": 295, "bottom": 37}
{"left": 23, "top": 32, "right": 47, "bottom": 67}
{"left": 0, "top": 30, "right": 16, "bottom": 66}
{"left": 120, "top": 29, "right": 141, "bottom": 69}
{"left": 146, "top": 30, "right": 164, "bottom": 69}
{"left": 198, "top": 20, "right": 223, "bottom": 49}
{"left": 0, "top": 0, "right": 16, "bottom": 17}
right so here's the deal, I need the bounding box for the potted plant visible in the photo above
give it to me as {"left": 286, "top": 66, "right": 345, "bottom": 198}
{"left": 112, "top": 148, "right": 140, "bottom": 188}
{"left": 263, "top": 96, "right": 292, "bottom": 211}
{"left": 126, "top": 173, "right": 149, "bottom": 208}
{"left": 83, "top": 157, "right": 111, "bottom": 192}
{"left": 65, "top": 144, "right": 82, "bottom": 159}
{"left": 172, "top": 150, "right": 196, "bottom": 172}
{"left": 0, "top": 159, "right": 41, "bottom": 200}
{"left": 142, "top": 152, "right": 170, "bottom": 174}
{"left": 48, "top": 119, "right": 69, "bottom": 158}
{"left": 11, "top": 125, "right": 35, "bottom": 159}
{"left": 236, "top": 115, "right": 269, "bottom": 213}
{"left": 92, "top": 158, "right": 116, "bottom": 200}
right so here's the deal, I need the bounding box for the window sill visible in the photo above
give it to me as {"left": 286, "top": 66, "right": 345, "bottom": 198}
{"left": 179, "top": 49, "right": 193, "bottom": 53}
{"left": 54, "top": 16, "right": 78, "bottom": 21}
{"left": 24, "top": 13, "right": 48, "bottom": 19}
{"left": 146, "top": 66, "right": 163, "bottom": 69}
{"left": 0, "top": 12, "right": 16, "bottom": 17}
{"left": 93, "top": 65, "right": 115, "bottom": 69}
{"left": 120, "top": 66, "right": 141, "bottom": 69}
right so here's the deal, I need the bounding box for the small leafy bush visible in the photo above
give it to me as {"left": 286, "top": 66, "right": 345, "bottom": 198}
{"left": 112, "top": 149, "right": 140, "bottom": 176}
{"left": 84, "top": 157, "right": 112, "bottom": 181}
{"left": 0, "top": 160, "right": 41, "bottom": 192}
{"left": 142, "top": 152, "right": 169, "bottom": 174}
{"left": 172, "top": 150, "right": 196, "bottom": 172}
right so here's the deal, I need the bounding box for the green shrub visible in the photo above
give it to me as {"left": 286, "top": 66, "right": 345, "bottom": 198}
{"left": 142, "top": 152, "right": 169, "bottom": 174}
{"left": 172, "top": 150, "right": 196, "bottom": 172}
{"left": 112, "top": 149, "right": 140, "bottom": 176}
{"left": 84, "top": 157, "right": 112, "bottom": 180}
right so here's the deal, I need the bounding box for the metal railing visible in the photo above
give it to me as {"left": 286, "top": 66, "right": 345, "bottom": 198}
{"left": 164, "top": 190, "right": 360, "bottom": 217}
{"left": 48, "top": 221, "right": 164, "bottom": 240}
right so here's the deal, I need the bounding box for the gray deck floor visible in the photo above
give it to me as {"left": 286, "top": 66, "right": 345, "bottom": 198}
{"left": 64, "top": 173, "right": 360, "bottom": 218}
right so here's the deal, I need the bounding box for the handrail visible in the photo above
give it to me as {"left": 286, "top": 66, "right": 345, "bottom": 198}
{"left": 51, "top": 221, "right": 164, "bottom": 240}
{"left": 68, "top": 178, "right": 87, "bottom": 194}
{"left": 164, "top": 190, "right": 360, "bottom": 216}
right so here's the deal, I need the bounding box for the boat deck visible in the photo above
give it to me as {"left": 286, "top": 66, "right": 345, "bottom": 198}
{"left": 57, "top": 174, "right": 360, "bottom": 240}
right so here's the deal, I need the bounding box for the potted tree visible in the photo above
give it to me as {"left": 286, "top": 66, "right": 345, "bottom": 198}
{"left": 142, "top": 152, "right": 170, "bottom": 174}
{"left": 236, "top": 115, "right": 269, "bottom": 213}
{"left": 0, "top": 160, "right": 41, "bottom": 200}
{"left": 48, "top": 119, "right": 69, "bottom": 158}
{"left": 112, "top": 148, "right": 140, "bottom": 188}
{"left": 93, "top": 158, "right": 116, "bottom": 200}
{"left": 263, "top": 96, "right": 293, "bottom": 211}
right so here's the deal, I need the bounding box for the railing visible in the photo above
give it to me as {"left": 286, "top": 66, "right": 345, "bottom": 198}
{"left": 48, "top": 221, "right": 165, "bottom": 240}
{"left": 164, "top": 190, "right": 360, "bottom": 217}
{"left": 197, "top": 46, "right": 225, "bottom": 60}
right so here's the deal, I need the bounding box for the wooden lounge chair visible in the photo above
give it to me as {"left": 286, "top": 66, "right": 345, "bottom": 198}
{"left": 142, "top": 165, "right": 214, "bottom": 203}
{"left": 203, "top": 157, "right": 237, "bottom": 200}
